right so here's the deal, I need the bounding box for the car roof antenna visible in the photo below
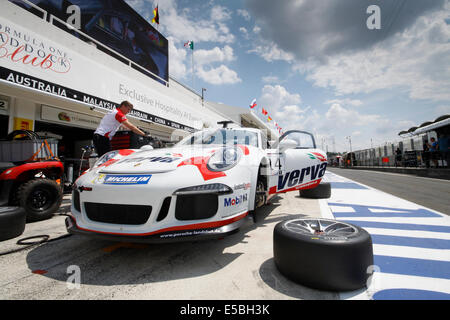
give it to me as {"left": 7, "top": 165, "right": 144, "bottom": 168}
{"left": 217, "top": 121, "right": 234, "bottom": 128}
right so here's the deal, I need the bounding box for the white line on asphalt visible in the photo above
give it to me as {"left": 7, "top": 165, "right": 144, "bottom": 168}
{"left": 338, "top": 217, "right": 450, "bottom": 225}
{"left": 340, "top": 272, "right": 450, "bottom": 300}
{"left": 372, "top": 244, "right": 450, "bottom": 262}
{"left": 363, "top": 227, "right": 450, "bottom": 240}
{"left": 319, "top": 199, "right": 335, "bottom": 219}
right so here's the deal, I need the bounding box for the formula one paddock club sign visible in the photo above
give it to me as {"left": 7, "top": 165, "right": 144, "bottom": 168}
{"left": 0, "top": 66, "right": 195, "bottom": 133}
{"left": 0, "top": 14, "right": 198, "bottom": 132}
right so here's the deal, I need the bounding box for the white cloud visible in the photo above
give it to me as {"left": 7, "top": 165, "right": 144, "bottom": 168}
{"left": 159, "top": 1, "right": 235, "bottom": 44}
{"left": 239, "top": 27, "right": 249, "bottom": 39}
{"left": 246, "top": 24, "right": 294, "bottom": 62}
{"left": 256, "top": 85, "right": 312, "bottom": 134}
{"left": 197, "top": 65, "right": 242, "bottom": 85}
{"left": 252, "top": 25, "right": 261, "bottom": 34}
{"left": 295, "top": 7, "right": 450, "bottom": 102}
{"left": 398, "top": 120, "right": 416, "bottom": 128}
{"left": 257, "top": 85, "right": 398, "bottom": 150}
{"left": 325, "top": 98, "right": 363, "bottom": 107}
{"left": 262, "top": 75, "right": 280, "bottom": 83}
{"left": 167, "top": 36, "right": 187, "bottom": 79}
{"left": 126, "top": 0, "right": 235, "bottom": 46}
{"left": 259, "top": 85, "right": 301, "bottom": 111}
{"left": 433, "top": 105, "right": 450, "bottom": 117}
{"left": 125, "top": 1, "right": 240, "bottom": 84}
{"left": 191, "top": 46, "right": 241, "bottom": 85}
{"left": 248, "top": 42, "right": 295, "bottom": 63}
{"left": 211, "top": 5, "right": 232, "bottom": 22}
{"left": 325, "top": 103, "right": 383, "bottom": 128}
{"left": 195, "top": 46, "right": 235, "bottom": 65}
{"left": 237, "top": 9, "right": 251, "bottom": 21}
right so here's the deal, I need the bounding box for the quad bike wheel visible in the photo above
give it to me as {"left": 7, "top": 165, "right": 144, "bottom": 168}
{"left": 16, "top": 179, "right": 63, "bottom": 222}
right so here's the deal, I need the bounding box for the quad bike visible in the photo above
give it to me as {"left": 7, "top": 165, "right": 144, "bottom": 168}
{"left": 0, "top": 130, "right": 64, "bottom": 223}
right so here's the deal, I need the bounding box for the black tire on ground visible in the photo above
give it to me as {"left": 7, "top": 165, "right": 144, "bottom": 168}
{"left": 0, "top": 206, "right": 26, "bottom": 241}
{"left": 299, "top": 182, "right": 331, "bottom": 199}
{"left": 16, "top": 179, "right": 63, "bottom": 222}
{"left": 273, "top": 218, "right": 373, "bottom": 291}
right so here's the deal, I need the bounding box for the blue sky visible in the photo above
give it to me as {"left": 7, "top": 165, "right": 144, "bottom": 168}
{"left": 125, "top": 0, "right": 450, "bottom": 152}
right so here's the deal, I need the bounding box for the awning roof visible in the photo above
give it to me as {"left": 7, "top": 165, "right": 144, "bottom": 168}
{"left": 413, "top": 116, "right": 450, "bottom": 135}
{"left": 398, "top": 114, "right": 450, "bottom": 136}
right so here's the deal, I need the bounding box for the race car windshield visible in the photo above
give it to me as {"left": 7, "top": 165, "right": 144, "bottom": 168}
{"left": 177, "top": 129, "right": 259, "bottom": 147}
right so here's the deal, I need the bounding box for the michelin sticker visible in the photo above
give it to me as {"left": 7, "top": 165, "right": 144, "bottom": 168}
{"left": 103, "top": 175, "right": 152, "bottom": 185}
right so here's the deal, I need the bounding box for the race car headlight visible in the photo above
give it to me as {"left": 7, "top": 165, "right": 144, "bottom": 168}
{"left": 173, "top": 183, "right": 233, "bottom": 195}
{"left": 93, "top": 150, "right": 119, "bottom": 168}
{"left": 207, "top": 147, "right": 241, "bottom": 172}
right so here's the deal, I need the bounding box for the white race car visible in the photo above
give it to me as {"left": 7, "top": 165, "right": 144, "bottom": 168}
{"left": 66, "top": 127, "right": 328, "bottom": 242}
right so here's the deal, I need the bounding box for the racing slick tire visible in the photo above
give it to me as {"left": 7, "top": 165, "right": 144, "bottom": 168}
{"left": 0, "top": 206, "right": 26, "bottom": 241}
{"left": 16, "top": 179, "right": 63, "bottom": 222}
{"left": 299, "top": 182, "right": 331, "bottom": 199}
{"left": 273, "top": 218, "right": 373, "bottom": 291}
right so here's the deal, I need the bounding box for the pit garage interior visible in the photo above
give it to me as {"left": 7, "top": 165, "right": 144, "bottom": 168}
{"left": 0, "top": 86, "right": 188, "bottom": 189}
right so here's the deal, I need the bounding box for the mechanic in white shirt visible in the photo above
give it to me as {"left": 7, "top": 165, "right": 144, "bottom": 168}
{"left": 93, "top": 101, "right": 147, "bottom": 156}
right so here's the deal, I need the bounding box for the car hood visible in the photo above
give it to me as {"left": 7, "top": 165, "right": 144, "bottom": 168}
{"left": 98, "top": 145, "right": 219, "bottom": 174}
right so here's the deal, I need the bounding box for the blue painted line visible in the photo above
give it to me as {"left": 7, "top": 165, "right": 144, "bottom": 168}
{"left": 328, "top": 202, "right": 442, "bottom": 218}
{"left": 374, "top": 255, "right": 450, "bottom": 279}
{"left": 341, "top": 220, "right": 450, "bottom": 233}
{"left": 333, "top": 211, "right": 439, "bottom": 218}
{"left": 371, "top": 234, "right": 450, "bottom": 249}
{"left": 330, "top": 182, "right": 368, "bottom": 189}
{"left": 373, "top": 289, "right": 450, "bottom": 300}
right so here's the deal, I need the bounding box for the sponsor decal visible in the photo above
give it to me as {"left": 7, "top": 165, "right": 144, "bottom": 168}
{"left": 307, "top": 152, "right": 327, "bottom": 162}
{"left": 277, "top": 163, "right": 327, "bottom": 191}
{"left": 103, "top": 175, "right": 152, "bottom": 185}
{"left": 58, "top": 112, "right": 71, "bottom": 122}
{"left": 0, "top": 65, "right": 196, "bottom": 132}
{"left": 234, "top": 182, "right": 251, "bottom": 191}
{"left": 159, "top": 228, "right": 223, "bottom": 239}
{"left": 224, "top": 194, "right": 248, "bottom": 207}
{"left": 119, "top": 156, "right": 180, "bottom": 164}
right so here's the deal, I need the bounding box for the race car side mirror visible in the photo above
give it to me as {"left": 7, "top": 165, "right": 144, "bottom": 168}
{"left": 278, "top": 139, "right": 298, "bottom": 152}
{"left": 140, "top": 145, "right": 154, "bottom": 151}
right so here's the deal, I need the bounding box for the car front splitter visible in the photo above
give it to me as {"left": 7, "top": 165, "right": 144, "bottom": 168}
{"left": 65, "top": 214, "right": 249, "bottom": 243}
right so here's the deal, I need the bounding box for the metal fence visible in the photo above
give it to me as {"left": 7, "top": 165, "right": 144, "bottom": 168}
{"left": 351, "top": 150, "right": 448, "bottom": 168}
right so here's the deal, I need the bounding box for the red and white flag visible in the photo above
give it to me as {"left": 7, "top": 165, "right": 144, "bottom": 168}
{"left": 249, "top": 99, "right": 257, "bottom": 109}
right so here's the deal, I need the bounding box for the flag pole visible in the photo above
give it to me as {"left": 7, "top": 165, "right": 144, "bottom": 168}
{"left": 192, "top": 45, "right": 194, "bottom": 89}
